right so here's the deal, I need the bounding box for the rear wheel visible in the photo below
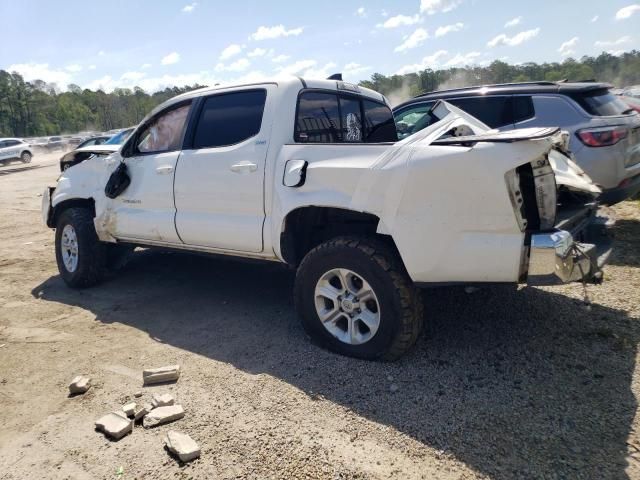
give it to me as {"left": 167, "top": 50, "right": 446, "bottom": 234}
{"left": 294, "top": 237, "right": 424, "bottom": 360}
{"left": 55, "top": 208, "right": 106, "bottom": 288}
{"left": 20, "top": 151, "right": 32, "bottom": 163}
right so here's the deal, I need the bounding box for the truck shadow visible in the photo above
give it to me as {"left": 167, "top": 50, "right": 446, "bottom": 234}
{"left": 609, "top": 218, "right": 640, "bottom": 267}
{"left": 33, "top": 251, "right": 639, "bottom": 479}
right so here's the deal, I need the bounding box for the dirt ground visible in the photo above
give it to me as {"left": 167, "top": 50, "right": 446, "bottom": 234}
{"left": 1, "top": 151, "right": 640, "bottom": 479}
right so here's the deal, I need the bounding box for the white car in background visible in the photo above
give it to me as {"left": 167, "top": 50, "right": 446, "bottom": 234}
{"left": 0, "top": 138, "right": 33, "bottom": 165}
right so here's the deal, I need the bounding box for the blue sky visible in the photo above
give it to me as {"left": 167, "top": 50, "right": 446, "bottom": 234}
{"left": 1, "top": 0, "right": 639, "bottom": 92}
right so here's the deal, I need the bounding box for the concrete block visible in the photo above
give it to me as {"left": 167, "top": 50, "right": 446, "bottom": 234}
{"left": 151, "top": 393, "right": 174, "bottom": 408}
{"left": 143, "top": 405, "right": 185, "bottom": 428}
{"left": 69, "top": 375, "right": 91, "bottom": 395}
{"left": 122, "top": 402, "right": 136, "bottom": 417}
{"left": 95, "top": 412, "right": 133, "bottom": 440}
{"left": 164, "top": 431, "right": 201, "bottom": 462}
{"left": 142, "top": 365, "right": 180, "bottom": 385}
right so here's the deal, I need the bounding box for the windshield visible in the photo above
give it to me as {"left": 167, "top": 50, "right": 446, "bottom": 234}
{"left": 105, "top": 129, "right": 133, "bottom": 145}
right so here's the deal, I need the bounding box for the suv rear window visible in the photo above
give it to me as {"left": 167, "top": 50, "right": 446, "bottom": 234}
{"left": 295, "top": 91, "right": 397, "bottom": 143}
{"left": 569, "top": 89, "right": 632, "bottom": 116}
{"left": 447, "top": 96, "right": 512, "bottom": 128}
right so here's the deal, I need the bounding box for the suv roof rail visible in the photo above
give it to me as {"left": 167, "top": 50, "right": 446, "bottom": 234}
{"left": 417, "top": 80, "right": 559, "bottom": 96}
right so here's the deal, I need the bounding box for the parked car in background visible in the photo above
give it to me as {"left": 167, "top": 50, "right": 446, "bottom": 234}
{"left": 59, "top": 144, "right": 119, "bottom": 171}
{"left": 620, "top": 95, "right": 640, "bottom": 114}
{"left": 104, "top": 127, "right": 135, "bottom": 145}
{"left": 394, "top": 81, "right": 640, "bottom": 204}
{"left": 46, "top": 136, "right": 65, "bottom": 152}
{"left": 0, "top": 138, "right": 33, "bottom": 164}
{"left": 76, "top": 135, "right": 111, "bottom": 149}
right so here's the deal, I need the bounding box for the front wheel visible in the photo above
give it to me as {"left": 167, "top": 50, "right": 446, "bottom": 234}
{"left": 21, "top": 151, "right": 32, "bottom": 163}
{"left": 294, "top": 237, "right": 424, "bottom": 361}
{"left": 55, "top": 208, "right": 106, "bottom": 288}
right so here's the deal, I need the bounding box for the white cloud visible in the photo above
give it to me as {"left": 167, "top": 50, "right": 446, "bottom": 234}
{"left": 7, "top": 62, "right": 72, "bottom": 86}
{"left": 558, "top": 37, "right": 579, "bottom": 56}
{"left": 616, "top": 4, "right": 640, "bottom": 19}
{"left": 435, "top": 22, "right": 464, "bottom": 37}
{"left": 504, "top": 16, "right": 522, "bottom": 28}
{"left": 444, "top": 51, "right": 481, "bottom": 67}
{"left": 141, "top": 63, "right": 152, "bottom": 69}
{"left": 301, "top": 62, "right": 338, "bottom": 79}
{"left": 394, "top": 28, "right": 429, "bottom": 52}
{"left": 487, "top": 28, "right": 540, "bottom": 47}
{"left": 220, "top": 44, "right": 243, "bottom": 60}
{"left": 381, "top": 9, "right": 389, "bottom": 17}
{"left": 88, "top": 65, "right": 97, "bottom": 70}
{"left": 65, "top": 64, "right": 83, "bottom": 73}
{"left": 98, "top": 50, "right": 105, "bottom": 56}
{"left": 247, "top": 48, "right": 269, "bottom": 57}
{"left": 276, "top": 59, "right": 318, "bottom": 75}
{"left": 249, "top": 25, "right": 304, "bottom": 41}
{"left": 395, "top": 50, "right": 449, "bottom": 74}
{"left": 591, "top": 15, "right": 599, "bottom": 22}
{"left": 85, "top": 75, "right": 115, "bottom": 92}
{"left": 355, "top": 7, "right": 366, "bottom": 17}
{"left": 420, "top": 0, "right": 461, "bottom": 14}
{"left": 182, "top": 2, "right": 197, "bottom": 13}
{"left": 607, "top": 49, "right": 626, "bottom": 56}
{"left": 161, "top": 52, "right": 180, "bottom": 65}
{"left": 343, "top": 62, "right": 371, "bottom": 78}
{"left": 379, "top": 14, "right": 422, "bottom": 28}
{"left": 272, "top": 54, "right": 291, "bottom": 63}
{"left": 215, "top": 58, "right": 251, "bottom": 72}
{"left": 595, "top": 36, "right": 632, "bottom": 47}
{"left": 120, "top": 71, "right": 146, "bottom": 82}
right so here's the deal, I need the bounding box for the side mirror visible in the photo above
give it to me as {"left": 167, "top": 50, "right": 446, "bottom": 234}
{"left": 283, "top": 159, "right": 308, "bottom": 187}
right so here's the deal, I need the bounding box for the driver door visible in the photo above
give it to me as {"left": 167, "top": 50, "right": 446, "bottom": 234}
{"left": 110, "top": 101, "right": 192, "bottom": 243}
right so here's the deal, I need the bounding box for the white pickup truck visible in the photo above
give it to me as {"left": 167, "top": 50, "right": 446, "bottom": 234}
{"left": 42, "top": 76, "right": 613, "bottom": 360}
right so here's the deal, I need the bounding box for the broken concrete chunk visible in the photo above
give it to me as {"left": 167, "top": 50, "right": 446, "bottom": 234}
{"left": 133, "top": 403, "right": 150, "bottom": 421}
{"left": 164, "top": 430, "right": 201, "bottom": 462}
{"left": 95, "top": 413, "right": 133, "bottom": 440}
{"left": 142, "top": 365, "right": 180, "bottom": 385}
{"left": 151, "top": 393, "right": 175, "bottom": 408}
{"left": 133, "top": 391, "right": 143, "bottom": 398}
{"left": 122, "top": 402, "right": 136, "bottom": 417}
{"left": 68, "top": 375, "right": 91, "bottom": 395}
{"left": 143, "top": 405, "right": 185, "bottom": 428}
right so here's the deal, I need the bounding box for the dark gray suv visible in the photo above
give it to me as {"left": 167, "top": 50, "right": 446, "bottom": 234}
{"left": 393, "top": 81, "right": 640, "bottom": 204}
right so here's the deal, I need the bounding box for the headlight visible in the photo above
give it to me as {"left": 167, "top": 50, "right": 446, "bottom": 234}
{"left": 531, "top": 156, "right": 557, "bottom": 230}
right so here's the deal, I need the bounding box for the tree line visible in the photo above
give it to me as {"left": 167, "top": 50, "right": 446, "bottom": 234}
{"left": 1, "top": 51, "right": 639, "bottom": 137}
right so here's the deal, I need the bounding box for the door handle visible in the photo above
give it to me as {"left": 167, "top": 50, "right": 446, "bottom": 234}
{"left": 230, "top": 161, "right": 258, "bottom": 174}
{"left": 156, "top": 165, "right": 174, "bottom": 174}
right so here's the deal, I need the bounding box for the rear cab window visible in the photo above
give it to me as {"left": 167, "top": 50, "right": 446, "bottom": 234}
{"left": 569, "top": 89, "right": 634, "bottom": 116}
{"left": 295, "top": 90, "right": 397, "bottom": 143}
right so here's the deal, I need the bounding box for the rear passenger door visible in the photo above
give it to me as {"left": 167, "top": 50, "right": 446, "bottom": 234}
{"left": 173, "top": 87, "right": 273, "bottom": 252}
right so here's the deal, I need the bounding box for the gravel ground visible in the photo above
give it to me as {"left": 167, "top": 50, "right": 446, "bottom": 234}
{"left": 0, "top": 152, "right": 639, "bottom": 479}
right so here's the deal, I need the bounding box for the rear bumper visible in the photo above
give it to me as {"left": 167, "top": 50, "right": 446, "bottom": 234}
{"left": 600, "top": 174, "right": 640, "bottom": 205}
{"left": 527, "top": 212, "right": 614, "bottom": 286}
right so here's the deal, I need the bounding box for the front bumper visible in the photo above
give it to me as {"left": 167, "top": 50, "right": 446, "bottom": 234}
{"left": 527, "top": 212, "right": 614, "bottom": 286}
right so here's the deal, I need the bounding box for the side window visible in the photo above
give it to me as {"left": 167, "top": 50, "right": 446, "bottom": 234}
{"left": 339, "top": 96, "right": 362, "bottom": 142}
{"left": 0, "top": 141, "right": 7, "bottom": 148}
{"left": 137, "top": 103, "right": 191, "bottom": 154}
{"left": 363, "top": 100, "right": 398, "bottom": 142}
{"left": 447, "top": 96, "right": 513, "bottom": 128}
{"left": 394, "top": 102, "right": 435, "bottom": 139}
{"left": 296, "top": 92, "right": 340, "bottom": 143}
{"left": 193, "top": 90, "right": 267, "bottom": 149}
{"left": 513, "top": 96, "right": 534, "bottom": 123}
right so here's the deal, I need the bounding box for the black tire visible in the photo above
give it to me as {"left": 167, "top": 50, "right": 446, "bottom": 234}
{"left": 294, "top": 236, "right": 424, "bottom": 361}
{"left": 20, "top": 151, "right": 32, "bottom": 163}
{"left": 55, "top": 208, "right": 106, "bottom": 288}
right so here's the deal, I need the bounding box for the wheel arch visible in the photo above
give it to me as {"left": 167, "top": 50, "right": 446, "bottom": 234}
{"left": 279, "top": 206, "right": 402, "bottom": 267}
{"left": 48, "top": 197, "right": 96, "bottom": 228}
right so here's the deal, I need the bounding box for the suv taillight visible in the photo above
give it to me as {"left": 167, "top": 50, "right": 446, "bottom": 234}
{"left": 577, "top": 126, "right": 628, "bottom": 147}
